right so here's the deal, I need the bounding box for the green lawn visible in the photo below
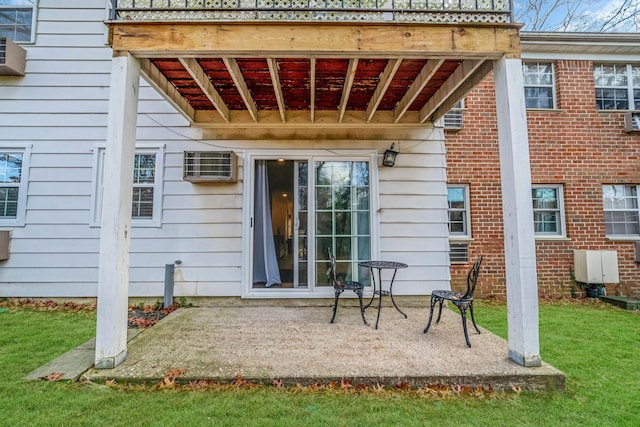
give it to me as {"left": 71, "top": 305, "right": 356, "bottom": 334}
{"left": 0, "top": 300, "right": 638, "bottom": 426}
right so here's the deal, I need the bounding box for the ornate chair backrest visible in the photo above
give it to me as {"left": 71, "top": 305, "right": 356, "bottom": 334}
{"left": 327, "top": 248, "right": 339, "bottom": 286}
{"left": 462, "top": 256, "right": 483, "bottom": 299}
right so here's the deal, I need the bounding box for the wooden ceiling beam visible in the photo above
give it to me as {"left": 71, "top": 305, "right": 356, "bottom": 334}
{"left": 179, "top": 57, "right": 230, "bottom": 123}
{"left": 222, "top": 57, "right": 259, "bottom": 122}
{"left": 109, "top": 23, "right": 521, "bottom": 59}
{"left": 393, "top": 59, "right": 445, "bottom": 123}
{"left": 429, "top": 60, "right": 494, "bottom": 123}
{"left": 138, "top": 58, "right": 195, "bottom": 122}
{"left": 366, "top": 58, "right": 402, "bottom": 123}
{"left": 310, "top": 57, "right": 316, "bottom": 123}
{"left": 267, "top": 57, "right": 287, "bottom": 123}
{"left": 419, "top": 59, "right": 485, "bottom": 123}
{"left": 338, "top": 58, "right": 358, "bottom": 123}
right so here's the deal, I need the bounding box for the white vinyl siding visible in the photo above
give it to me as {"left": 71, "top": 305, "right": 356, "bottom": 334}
{"left": 0, "top": 1, "right": 205, "bottom": 297}
{"left": 377, "top": 139, "right": 450, "bottom": 294}
{"left": 0, "top": 1, "right": 451, "bottom": 299}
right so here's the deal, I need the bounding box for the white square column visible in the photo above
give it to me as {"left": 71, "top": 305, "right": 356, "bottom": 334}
{"left": 95, "top": 53, "right": 140, "bottom": 369}
{"left": 493, "top": 56, "right": 541, "bottom": 367}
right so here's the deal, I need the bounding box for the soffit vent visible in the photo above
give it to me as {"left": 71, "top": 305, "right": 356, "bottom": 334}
{"left": 0, "top": 38, "right": 26, "bottom": 76}
{"left": 183, "top": 151, "right": 238, "bottom": 183}
{"left": 449, "top": 242, "right": 469, "bottom": 263}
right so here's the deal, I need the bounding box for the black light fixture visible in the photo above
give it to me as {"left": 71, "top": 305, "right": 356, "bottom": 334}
{"left": 382, "top": 143, "right": 399, "bottom": 167}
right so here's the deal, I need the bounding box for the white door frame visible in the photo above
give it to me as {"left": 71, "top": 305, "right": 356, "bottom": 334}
{"left": 241, "top": 149, "right": 380, "bottom": 299}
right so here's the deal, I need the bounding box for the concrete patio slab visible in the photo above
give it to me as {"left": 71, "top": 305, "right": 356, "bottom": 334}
{"left": 25, "top": 329, "right": 142, "bottom": 382}
{"left": 81, "top": 305, "right": 565, "bottom": 391}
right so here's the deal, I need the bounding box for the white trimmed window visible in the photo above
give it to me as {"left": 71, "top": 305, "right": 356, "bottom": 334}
{"left": 91, "top": 146, "right": 165, "bottom": 227}
{"left": 602, "top": 184, "right": 640, "bottom": 236}
{"left": 523, "top": 62, "right": 555, "bottom": 109}
{"left": 594, "top": 63, "right": 640, "bottom": 111}
{"left": 532, "top": 185, "right": 565, "bottom": 237}
{"left": 0, "top": 146, "right": 30, "bottom": 226}
{"left": 447, "top": 185, "right": 470, "bottom": 237}
{"left": 447, "top": 185, "right": 471, "bottom": 263}
{"left": 0, "top": 1, "right": 35, "bottom": 43}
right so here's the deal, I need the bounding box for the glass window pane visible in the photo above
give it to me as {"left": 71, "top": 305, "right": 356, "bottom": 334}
{"left": 356, "top": 211, "right": 370, "bottom": 235}
{"left": 355, "top": 186, "right": 369, "bottom": 210}
{"left": 133, "top": 154, "right": 155, "bottom": 184}
{"left": 447, "top": 187, "right": 465, "bottom": 208}
{"left": 333, "top": 185, "right": 350, "bottom": 210}
{"left": 132, "top": 188, "right": 154, "bottom": 218}
{"left": 0, "top": 186, "right": 18, "bottom": 218}
{"left": 315, "top": 211, "right": 332, "bottom": 235}
{"left": 334, "top": 211, "right": 351, "bottom": 235}
{"left": 315, "top": 186, "right": 331, "bottom": 210}
{"left": 603, "top": 185, "right": 640, "bottom": 235}
{"left": 314, "top": 161, "right": 370, "bottom": 285}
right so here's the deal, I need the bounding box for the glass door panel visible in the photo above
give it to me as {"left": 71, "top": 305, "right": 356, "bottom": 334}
{"left": 314, "top": 161, "right": 371, "bottom": 287}
{"left": 295, "top": 161, "right": 308, "bottom": 287}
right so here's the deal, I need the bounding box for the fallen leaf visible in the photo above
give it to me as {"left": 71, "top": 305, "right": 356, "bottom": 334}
{"left": 40, "top": 372, "right": 63, "bottom": 381}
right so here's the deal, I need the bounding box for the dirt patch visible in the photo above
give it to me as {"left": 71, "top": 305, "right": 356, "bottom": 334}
{"left": 127, "top": 305, "right": 178, "bottom": 329}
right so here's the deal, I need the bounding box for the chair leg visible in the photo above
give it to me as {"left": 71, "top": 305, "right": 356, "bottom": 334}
{"left": 458, "top": 305, "right": 472, "bottom": 347}
{"left": 423, "top": 295, "right": 438, "bottom": 334}
{"left": 435, "top": 298, "right": 445, "bottom": 323}
{"left": 330, "top": 288, "right": 342, "bottom": 323}
{"left": 355, "top": 289, "right": 368, "bottom": 325}
{"left": 469, "top": 302, "right": 481, "bottom": 334}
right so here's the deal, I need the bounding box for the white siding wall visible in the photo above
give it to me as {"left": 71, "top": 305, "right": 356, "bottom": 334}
{"left": 0, "top": 1, "right": 450, "bottom": 298}
{"left": 377, "top": 134, "right": 451, "bottom": 295}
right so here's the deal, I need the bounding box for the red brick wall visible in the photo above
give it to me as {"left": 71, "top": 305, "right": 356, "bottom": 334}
{"left": 446, "top": 60, "right": 640, "bottom": 298}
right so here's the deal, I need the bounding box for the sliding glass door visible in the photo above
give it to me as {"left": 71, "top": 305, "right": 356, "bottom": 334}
{"left": 250, "top": 155, "right": 372, "bottom": 292}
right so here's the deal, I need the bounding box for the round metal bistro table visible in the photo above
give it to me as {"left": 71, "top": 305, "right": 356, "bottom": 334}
{"left": 358, "top": 260, "right": 408, "bottom": 329}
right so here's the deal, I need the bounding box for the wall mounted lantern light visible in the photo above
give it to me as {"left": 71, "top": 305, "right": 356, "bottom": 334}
{"left": 382, "top": 143, "right": 399, "bottom": 167}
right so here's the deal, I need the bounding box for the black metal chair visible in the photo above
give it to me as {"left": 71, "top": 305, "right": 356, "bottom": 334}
{"left": 328, "top": 248, "right": 367, "bottom": 325}
{"left": 423, "top": 256, "right": 483, "bottom": 347}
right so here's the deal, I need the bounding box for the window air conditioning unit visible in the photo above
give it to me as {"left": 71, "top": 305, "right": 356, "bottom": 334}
{"left": 0, "top": 38, "right": 26, "bottom": 76}
{"left": 623, "top": 112, "right": 640, "bottom": 133}
{"left": 183, "top": 151, "right": 238, "bottom": 183}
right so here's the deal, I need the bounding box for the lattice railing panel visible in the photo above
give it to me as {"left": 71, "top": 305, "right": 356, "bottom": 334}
{"left": 112, "top": 0, "right": 512, "bottom": 23}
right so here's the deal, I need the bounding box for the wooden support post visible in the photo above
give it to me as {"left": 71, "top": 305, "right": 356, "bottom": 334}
{"left": 95, "top": 53, "right": 140, "bottom": 369}
{"left": 493, "top": 56, "right": 541, "bottom": 367}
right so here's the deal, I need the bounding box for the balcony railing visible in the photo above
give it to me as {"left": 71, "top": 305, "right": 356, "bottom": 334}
{"left": 110, "top": 0, "right": 513, "bottom": 24}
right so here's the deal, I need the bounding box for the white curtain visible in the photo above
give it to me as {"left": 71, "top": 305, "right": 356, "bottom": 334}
{"left": 253, "top": 160, "right": 281, "bottom": 287}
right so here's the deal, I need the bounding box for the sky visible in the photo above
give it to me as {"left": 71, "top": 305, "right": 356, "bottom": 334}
{"left": 514, "top": 0, "right": 638, "bottom": 32}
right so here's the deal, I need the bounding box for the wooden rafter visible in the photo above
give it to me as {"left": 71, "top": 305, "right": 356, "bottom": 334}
{"left": 222, "top": 57, "right": 258, "bottom": 122}
{"left": 138, "top": 58, "right": 195, "bottom": 122}
{"left": 393, "top": 59, "right": 445, "bottom": 123}
{"left": 267, "top": 57, "right": 286, "bottom": 123}
{"left": 419, "top": 59, "right": 484, "bottom": 123}
{"left": 365, "top": 58, "right": 402, "bottom": 123}
{"left": 430, "top": 60, "right": 494, "bottom": 123}
{"left": 338, "top": 58, "right": 358, "bottom": 123}
{"left": 179, "top": 57, "right": 230, "bottom": 123}
{"left": 310, "top": 57, "right": 316, "bottom": 123}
